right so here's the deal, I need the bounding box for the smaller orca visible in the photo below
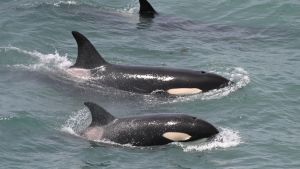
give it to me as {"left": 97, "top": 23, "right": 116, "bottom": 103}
{"left": 139, "top": 0, "right": 158, "bottom": 18}
{"left": 67, "top": 31, "right": 230, "bottom": 95}
{"left": 80, "top": 102, "right": 219, "bottom": 146}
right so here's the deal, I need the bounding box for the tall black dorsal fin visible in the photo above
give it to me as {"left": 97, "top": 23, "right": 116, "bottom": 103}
{"left": 84, "top": 102, "right": 115, "bottom": 126}
{"left": 71, "top": 31, "right": 107, "bottom": 69}
{"left": 139, "top": 0, "right": 157, "bottom": 16}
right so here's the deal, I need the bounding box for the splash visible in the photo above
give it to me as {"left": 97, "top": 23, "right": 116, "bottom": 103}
{"left": 1, "top": 46, "right": 95, "bottom": 84}
{"left": 0, "top": 117, "right": 13, "bottom": 121}
{"left": 2, "top": 46, "right": 72, "bottom": 72}
{"left": 20, "top": 0, "right": 78, "bottom": 9}
{"left": 202, "top": 67, "right": 250, "bottom": 100}
{"left": 61, "top": 108, "right": 90, "bottom": 136}
{"left": 53, "top": 0, "right": 77, "bottom": 7}
{"left": 175, "top": 127, "right": 242, "bottom": 152}
{"left": 61, "top": 108, "right": 137, "bottom": 147}
{"left": 119, "top": 1, "right": 139, "bottom": 14}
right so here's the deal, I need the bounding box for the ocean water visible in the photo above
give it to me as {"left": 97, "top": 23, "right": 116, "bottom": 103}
{"left": 0, "top": 0, "right": 299, "bottom": 168}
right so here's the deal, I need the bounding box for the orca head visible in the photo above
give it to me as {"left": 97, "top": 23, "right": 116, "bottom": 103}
{"left": 162, "top": 115, "right": 219, "bottom": 142}
{"left": 197, "top": 71, "right": 231, "bottom": 92}
{"left": 186, "top": 117, "right": 219, "bottom": 141}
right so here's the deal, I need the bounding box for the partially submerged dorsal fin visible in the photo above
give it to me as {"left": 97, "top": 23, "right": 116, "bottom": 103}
{"left": 139, "top": 0, "right": 158, "bottom": 17}
{"left": 84, "top": 102, "right": 115, "bottom": 126}
{"left": 71, "top": 31, "right": 107, "bottom": 69}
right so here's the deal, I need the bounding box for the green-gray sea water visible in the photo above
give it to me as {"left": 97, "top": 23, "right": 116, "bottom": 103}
{"left": 0, "top": 0, "right": 299, "bottom": 168}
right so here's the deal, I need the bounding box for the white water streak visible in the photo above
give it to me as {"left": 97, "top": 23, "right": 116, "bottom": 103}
{"left": 1, "top": 46, "right": 72, "bottom": 71}
{"left": 61, "top": 108, "right": 90, "bottom": 136}
{"left": 175, "top": 128, "right": 242, "bottom": 152}
{"left": 53, "top": 1, "right": 77, "bottom": 7}
{"left": 126, "top": 74, "right": 174, "bottom": 81}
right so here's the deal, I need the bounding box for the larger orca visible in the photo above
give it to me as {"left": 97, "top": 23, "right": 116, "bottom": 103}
{"left": 67, "top": 31, "right": 230, "bottom": 95}
{"left": 81, "top": 102, "right": 219, "bottom": 146}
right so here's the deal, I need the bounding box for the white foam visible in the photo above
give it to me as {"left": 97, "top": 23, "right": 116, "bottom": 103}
{"left": 1, "top": 46, "right": 72, "bottom": 71}
{"left": 1, "top": 46, "right": 95, "bottom": 83}
{"left": 0, "top": 117, "right": 13, "bottom": 121}
{"left": 61, "top": 108, "right": 137, "bottom": 147}
{"left": 53, "top": 0, "right": 77, "bottom": 7}
{"left": 200, "top": 67, "right": 250, "bottom": 100}
{"left": 117, "top": 1, "right": 139, "bottom": 15}
{"left": 174, "top": 127, "right": 242, "bottom": 152}
{"left": 61, "top": 108, "right": 91, "bottom": 136}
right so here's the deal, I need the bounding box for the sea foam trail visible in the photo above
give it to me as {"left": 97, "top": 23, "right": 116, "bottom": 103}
{"left": 22, "top": 0, "right": 139, "bottom": 15}
{"left": 1, "top": 46, "right": 72, "bottom": 71}
{"left": 53, "top": 0, "right": 77, "bottom": 7}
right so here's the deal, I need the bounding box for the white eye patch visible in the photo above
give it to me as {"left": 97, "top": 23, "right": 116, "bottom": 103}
{"left": 167, "top": 88, "right": 202, "bottom": 96}
{"left": 162, "top": 132, "right": 191, "bottom": 141}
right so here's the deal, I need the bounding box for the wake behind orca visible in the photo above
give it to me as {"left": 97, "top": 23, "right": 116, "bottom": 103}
{"left": 67, "top": 31, "right": 230, "bottom": 95}
{"left": 81, "top": 102, "right": 219, "bottom": 146}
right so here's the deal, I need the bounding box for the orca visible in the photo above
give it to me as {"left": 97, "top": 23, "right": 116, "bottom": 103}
{"left": 80, "top": 102, "right": 219, "bottom": 146}
{"left": 67, "top": 31, "right": 230, "bottom": 95}
{"left": 139, "top": 0, "right": 158, "bottom": 18}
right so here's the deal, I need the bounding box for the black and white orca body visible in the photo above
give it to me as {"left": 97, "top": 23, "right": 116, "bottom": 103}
{"left": 81, "top": 102, "right": 219, "bottom": 146}
{"left": 67, "top": 31, "right": 230, "bottom": 95}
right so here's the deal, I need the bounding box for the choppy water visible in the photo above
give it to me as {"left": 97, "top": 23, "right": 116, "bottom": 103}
{"left": 0, "top": 0, "right": 299, "bottom": 168}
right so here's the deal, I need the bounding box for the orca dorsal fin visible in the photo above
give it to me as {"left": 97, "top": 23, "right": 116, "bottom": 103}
{"left": 71, "top": 31, "right": 107, "bottom": 69}
{"left": 139, "top": 0, "right": 158, "bottom": 17}
{"left": 84, "top": 102, "right": 115, "bottom": 126}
